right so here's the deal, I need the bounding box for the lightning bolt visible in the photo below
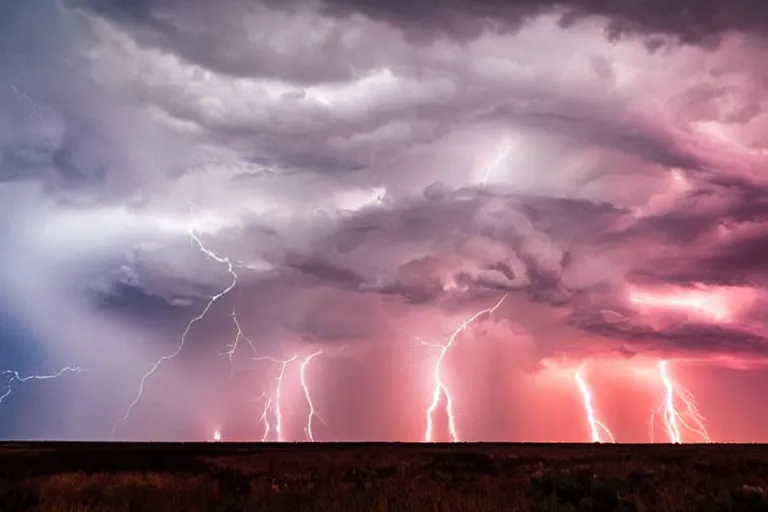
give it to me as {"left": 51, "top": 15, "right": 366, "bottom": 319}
{"left": 1, "top": 367, "right": 81, "bottom": 404}
{"left": 220, "top": 312, "right": 259, "bottom": 379}
{"left": 273, "top": 356, "right": 295, "bottom": 442}
{"left": 258, "top": 395, "right": 273, "bottom": 442}
{"left": 300, "top": 350, "right": 327, "bottom": 442}
{"left": 574, "top": 368, "right": 615, "bottom": 443}
{"left": 6, "top": 84, "right": 44, "bottom": 121}
{"left": 480, "top": 140, "right": 511, "bottom": 185}
{"left": 254, "top": 355, "right": 298, "bottom": 442}
{"left": 254, "top": 347, "right": 340, "bottom": 442}
{"left": 651, "top": 360, "right": 712, "bottom": 444}
{"left": 422, "top": 294, "right": 508, "bottom": 442}
{"left": 113, "top": 223, "right": 238, "bottom": 436}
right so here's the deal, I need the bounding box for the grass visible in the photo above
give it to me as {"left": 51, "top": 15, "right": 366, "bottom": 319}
{"left": 2, "top": 442, "right": 768, "bottom": 511}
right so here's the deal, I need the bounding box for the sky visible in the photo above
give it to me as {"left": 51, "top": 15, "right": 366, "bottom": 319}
{"left": 2, "top": 0, "right": 768, "bottom": 443}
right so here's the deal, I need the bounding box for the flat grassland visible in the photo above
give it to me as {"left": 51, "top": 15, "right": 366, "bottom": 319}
{"left": 1, "top": 442, "right": 768, "bottom": 511}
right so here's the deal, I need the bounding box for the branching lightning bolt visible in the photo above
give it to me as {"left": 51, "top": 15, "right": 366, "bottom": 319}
{"left": 220, "top": 312, "right": 259, "bottom": 379}
{"left": 1, "top": 367, "right": 81, "bottom": 404}
{"left": 254, "top": 355, "right": 298, "bottom": 442}
{"left": 255, "top": 347, "right": 340, "bottom": 442}
{"left": 574, "top": 368, "right": 615, "bottom": 443}
{"left": 650, "top": 360, "right": 712, "bottom": 444}
{"left": 422, "top": 293, "right": 508, "bottom": 442}
{"left": 113, "top": 226, "right": 238, "bottom": 436}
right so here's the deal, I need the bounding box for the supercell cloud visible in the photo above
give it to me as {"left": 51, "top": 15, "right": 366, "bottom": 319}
{"left": 2, "top": 0, "right": 768, "bottom": 442}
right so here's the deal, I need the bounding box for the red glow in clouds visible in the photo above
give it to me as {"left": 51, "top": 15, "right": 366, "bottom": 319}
{"left": 628, "top": 283, "right": 755, "bottom": 323}
{"left": 630, "top": 288, "right": 729, "bottom": 321}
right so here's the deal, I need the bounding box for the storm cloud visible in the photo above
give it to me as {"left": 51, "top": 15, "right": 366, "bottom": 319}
{"left": 2, "top": 0, "right": 768, "bottom": 442}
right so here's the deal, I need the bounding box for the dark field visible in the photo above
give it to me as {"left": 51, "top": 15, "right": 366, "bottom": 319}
{"left": 2, "top": 442, "right": 768, "bottom": 511}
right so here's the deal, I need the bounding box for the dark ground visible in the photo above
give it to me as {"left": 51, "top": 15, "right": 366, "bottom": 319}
{"left": 2, "top": 442, "right": 768, "bottom": 511}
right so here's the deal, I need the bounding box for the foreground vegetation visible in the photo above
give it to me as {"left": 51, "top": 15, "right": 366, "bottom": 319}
{"left": 1, "top": 442, "right": 768, "bottom": 511}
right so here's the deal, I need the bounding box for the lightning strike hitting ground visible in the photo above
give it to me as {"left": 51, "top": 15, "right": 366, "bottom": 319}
{"left": 574, "top": 368, "right": 615, "bottom": 443}
{"left": 258, "top": 395, "right": 273, "bottom": 442}
{"left": 273, "top": 356, "right": 297, "bottom": 443}
{"left": 651, "top": 361, "right": 712, "bottom": 443}
{"left": 112, "top": 227, "right": 238, "bottom": 436}
{"left": 422, "top": 294, "right": 508, "bottom": 442}
{"left": 254, "top": 355, "right": 299, "bottom": 442}
{"left": 0, "top": 367, "right": 81, "bottom": 404}
{"left": 300, "top": 350, "right": 327, "bottom": 442}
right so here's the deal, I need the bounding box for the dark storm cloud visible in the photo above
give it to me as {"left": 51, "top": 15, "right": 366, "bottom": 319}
{"left": 617, "top": 180, "right": 768, "bottom": 245}
{"left": 89, "top": 280, "right": 184, "bottom": 311}
{"left": 62, "top": 0, "right": 768, "bottom": 190}
{"left": 6, "top": 0, "right": 768, "bottom": 443}
{"left": 297, "top": 297, "right": 383, "bottom": 342}
{"left": 513, "top": 194, "right": 625, "bottom": 241}
{"left": 634, "top": 234, "right": 768, "bottom": 288}
{"left": 607, "top": 180, "right": 768, "bottom": 288}
{"left": 569, "top": 309, "right": 768, "bottom": 356}
{"left": 70, "top": 0, "right": 768, "bottom": 77}
{"left": 100, "top": 174, "right": 768, "bottom": 360}
{"left": 0, "top": 0, "right": 194, "bottom": 205}
{"left": 69, "top": 0, "right": 400, "bottom": 84}
{"left": 319, "top": 0, "right": 768, "bottom": 42}
{"left": 285, "top": 254, "right": 367, "bottom": 290}
{"left": 272, "top": 191, "right": 616, "bottom": 306}
{"left": 483, "top": 104, "right": 705, "bottom": 172}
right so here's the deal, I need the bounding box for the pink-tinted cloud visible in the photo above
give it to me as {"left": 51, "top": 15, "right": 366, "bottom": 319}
{"left": 2, "top": 0, "right": 768, "bottom": 441}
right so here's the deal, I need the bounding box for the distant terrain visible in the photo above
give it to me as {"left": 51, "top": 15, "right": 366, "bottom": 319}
{"left": 2, "top": 442, "right": 768, "bottom": 511}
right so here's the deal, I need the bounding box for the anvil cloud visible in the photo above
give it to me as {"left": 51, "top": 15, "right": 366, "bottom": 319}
{"left": 2, "top": 0, "right": 768, "bottom": 442}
